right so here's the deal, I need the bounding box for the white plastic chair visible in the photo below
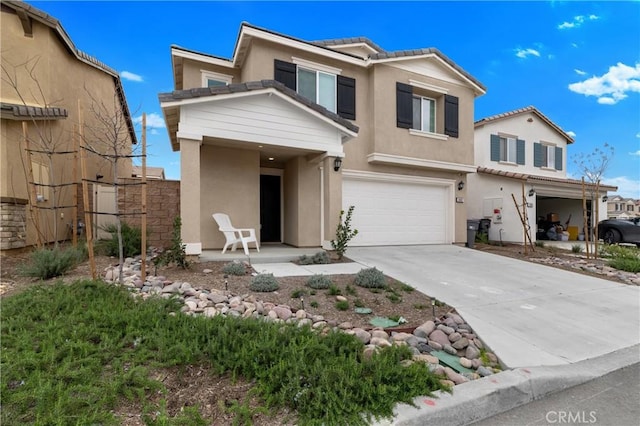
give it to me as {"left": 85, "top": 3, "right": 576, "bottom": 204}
{"left": 212, "top": 213, "right": 260, "bottom": 256}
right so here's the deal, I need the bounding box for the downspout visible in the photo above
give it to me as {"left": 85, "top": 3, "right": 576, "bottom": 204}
{"left": 319, "top": 165, "right": 324, "bottom": 247}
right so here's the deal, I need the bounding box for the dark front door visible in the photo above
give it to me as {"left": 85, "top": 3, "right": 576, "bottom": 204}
{"left": 260, "top": 174, "right": 281, "bottom": 242}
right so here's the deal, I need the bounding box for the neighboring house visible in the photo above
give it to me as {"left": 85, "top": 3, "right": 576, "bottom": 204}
{"left": 467, "top": 106, "right": 616, "bottom": 244}
{"left": 159, "top": 23, "right": 486, "bottom": 255}
{"left": 1, "top": 1, "right": 136, "bottom": 250}
{"left": 606, "top": 195, "right": 639, "bottom": 219}
{"left": 132, "top": 166, "right": 166, "bottom": 180}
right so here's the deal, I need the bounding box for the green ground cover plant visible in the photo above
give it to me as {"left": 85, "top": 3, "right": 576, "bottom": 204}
{"left": 601, "top": 244, "right": 640, "bottom": 273}
{"left": 1, "top": 280, "right": 448, "bottom": 425}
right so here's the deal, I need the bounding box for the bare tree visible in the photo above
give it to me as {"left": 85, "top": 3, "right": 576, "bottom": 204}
{"left": 81, "top": 88, "right": 137, "bottom": 283}
{"left": 572, "top": 143, "right": 614, "bottom": 257}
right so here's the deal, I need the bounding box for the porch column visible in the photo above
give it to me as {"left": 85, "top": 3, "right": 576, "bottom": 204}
{"left": 179, "top": 135, "right": 202, "bottom": 255}
{"left": 321, "top": 156, "right": 343, "bottom": 249}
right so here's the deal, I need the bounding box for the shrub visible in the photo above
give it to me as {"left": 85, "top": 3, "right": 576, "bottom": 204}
{"left": 331, "top": 206, "right": 358, "bottom": 260}
{"left": 298, "top": 251, "right": 330, "bottom": 265}
{"left": 335, "top": 300, "right": 349, "bottom": 311}
{"left": 608, "top": 257, "right": 640, "bottom": 273}
{"left": 600, "top": 244, "right": 639, "bottom": 260}
{"left": 535, "top": 241, "right": 545, "bottom": 248}
{"left": 328, "top": 284, "right": 342, "bottom": 295}
{"left": 571, "top": 244, "right": 584, "bottom": 254}
{"left": 222, "top": 261, "right": 246, "bottom": 276}
{"left": 354, "top": 299, "right": 365, "bottom": 308}
{"left": 306, "top": 274, "right": 332, "bottom": 289}
{"left": 345, "top": 284, "right": 357, "bottom": 296}
{"left": 158, "top": 216, "right": 189, "bottom": 269}
{"left": 354, "top": 267, "right": 387, "bottom": 289}
{"left": 19, "top": 247, "right": 83, "bottom": 279}
{"left": 96, "top": 222, "right": 145, "bottom": 258}
{"left": 249, "top": 273, "right": 279, "bottom": 292}
{"left": 291, "top": 289, "right": 306, "bottom": 299}
{"left": 310, "top": 301, "right": 319, "bottom": 308}
{"left": 386, "top": 293, "right": 402, "bottom": 304}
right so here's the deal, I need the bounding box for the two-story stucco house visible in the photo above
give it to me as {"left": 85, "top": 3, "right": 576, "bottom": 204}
{"left": 159, "top": 23, "right": 486, "bottom": 255}
{"left": 1, "top": 1, "right": 136, "bottom": 250}
{"left": 467, "top": 106, "right": 615, "bottom": 244}
{"left": 606, "top": 195, "right": 639, "bottom": 219}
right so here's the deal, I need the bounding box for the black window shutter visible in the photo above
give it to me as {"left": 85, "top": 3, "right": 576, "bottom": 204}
{"left": 555, "top": 147, "right": 563, "bottom": 170}
{"left": 516, "top": 139, "right": 525, "bottom": 165}
{"left": 274, "top": 59, "right": 296, "bottom": 91}
{"left": 533, "top": 142, "right": 543, "bottom": 167}
{"left": 396, "top": 82, "right": 413, "bottom": 128}
{"left": 490, "top": 134, "right": 500, "bottom": 161}
{"left": 337, "top": 75, "right": 356, "bottom": 120}
{"left": 444, "top": 95, "right": 459, "bottom": 138}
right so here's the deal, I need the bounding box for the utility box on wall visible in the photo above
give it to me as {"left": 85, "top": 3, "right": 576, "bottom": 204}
{"left": 483, "top": 197, "right": 503, "bottom": 224}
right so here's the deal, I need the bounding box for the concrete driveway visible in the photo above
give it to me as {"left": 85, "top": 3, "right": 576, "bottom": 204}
{"left": 347, "top": 245, "right": 640, "bottom": 369}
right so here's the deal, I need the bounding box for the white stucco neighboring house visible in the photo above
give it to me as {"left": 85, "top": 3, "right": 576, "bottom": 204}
{"left": 467, "top": 106, "right": 616, "bottom": 244}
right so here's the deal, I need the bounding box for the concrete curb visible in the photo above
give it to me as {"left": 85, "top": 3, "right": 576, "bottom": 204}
{"left": 374, "top": 344, "right": 640, "bottom": 426}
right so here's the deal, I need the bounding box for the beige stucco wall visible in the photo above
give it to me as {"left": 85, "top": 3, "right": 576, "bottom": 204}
{"left": 180, "top": 57, "right": 239, "bottom": 89}
{"left": 200, "top": 145, "right": 260, "bottom": 249}
{"left": 283, "top": 157, "right": 321, "bottom": 247}
{"left": 1, "top": 8, "right": 134, "bottom": 248}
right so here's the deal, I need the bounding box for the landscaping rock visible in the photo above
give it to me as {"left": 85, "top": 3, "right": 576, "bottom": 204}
{"left": 428, "top": 329, "right": 450, "bottom": 347}
{"left": 414, "top": 320, "right": 436, "bottom": 338}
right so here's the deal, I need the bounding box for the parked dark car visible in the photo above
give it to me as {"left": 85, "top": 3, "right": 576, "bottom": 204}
{"left": 597, "top": 218, "right": 640, "bottom": 246}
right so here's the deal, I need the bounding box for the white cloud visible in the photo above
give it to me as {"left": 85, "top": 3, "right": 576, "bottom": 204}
{"left": 601, "top": 176, "right": 640, "bottom": 199}
{"left": 515, "top": 48, "right": 540, "bottom": 59}
{"left": 567, "top": 131, "right": 576, "bottom": 138}
{"left": 629, "top": 150, "right": 640, "bottom": 156}
{"left": 636, "top": 132, "right": 640, "bottom": 138}
{"left": 120, "top": 71, "right": 143, "bottom": 82}
{"left": 558, "top": 14, "right": 600, "bottom": 30}
{"left": 568, "top": 62, "right": 640, "bottom": 105}
{"left": 574, "top": 69, "right": 587, "bottom": 76}
{"left": 133, "top": 112, "right": 166, "bottom": 129}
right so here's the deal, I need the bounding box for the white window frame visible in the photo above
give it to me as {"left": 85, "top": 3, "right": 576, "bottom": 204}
{"left": 296, "top": 66, "right": 337, "bottom": 113}
{"left": 201, "top": 70, "right": 233, "bottom": 88}
{"left": 411, "top": 95, "right": 436, "bottom": 134}
{"left": 499, "top": 136, "right": 517, "bottom": 164}
{"left": 541, "top": 144, "right": 556, "bottom": 169}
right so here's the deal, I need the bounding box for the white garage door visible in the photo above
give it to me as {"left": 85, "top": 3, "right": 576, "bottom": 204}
{"left": 342, "top": 174, "right": 452, "bottom": 246}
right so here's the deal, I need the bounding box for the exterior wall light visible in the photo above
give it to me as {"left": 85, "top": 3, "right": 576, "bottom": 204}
{"left": 457, "top": 181, "right": 465, "bottom": 191}
{"left": 528, "top": 188, "right": 535, "bottom": 197}
{"left": 602, "top": 195, "right": 608, "bottom": 202}
{"left": 334, "top": 157, "right": 343, "bottom": 172}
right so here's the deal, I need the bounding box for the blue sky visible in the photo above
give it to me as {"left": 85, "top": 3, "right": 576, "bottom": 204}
{"left": 30, "top": 1, "right": 640, "bottom": 198}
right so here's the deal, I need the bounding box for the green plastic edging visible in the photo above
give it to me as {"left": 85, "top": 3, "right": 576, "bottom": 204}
{"left": 369, "top": 316, "right": 400, "bottom": 328}
{"left": 354, "top": 307, "right": 372, "bottom": 314}
{"left": 431, "top": 350, "right": 474, "bottom": 374}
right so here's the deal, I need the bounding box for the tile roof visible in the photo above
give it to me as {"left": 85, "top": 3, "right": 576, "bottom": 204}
{"left": 312, "top": 37, "right": 386, "bottom": 54}
{"left": 477, "top": 167, "right": 617, "bottom": 191}
{"left": 158, "top": 80, "right": 359, "bottom": 134}
{"left": 1, "top": 102, "right": 68, "bottom": 120}
{"left": 475, "top": 106, "right": 574, "bottom": 144}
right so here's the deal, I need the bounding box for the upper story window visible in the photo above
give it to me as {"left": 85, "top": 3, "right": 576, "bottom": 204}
{"left": 490, "top": 134, "right": 525, "bottom": 164}
{"left": 201, "top": 70, "right": 233, "bottom": 88}
{"left": 412, "top": 96, "right": 435, "bottom": 133}
{"left": 298, "top": 67, "right": 336, "bottom": 112}
{"left": 274, "top": 59, "right": 356, "bottom": 120}
{"left": 396, "top": 82, "right": 458, "bottom": 139}
{"left": 534, "top": 142, "right": 563, "bottom": 171}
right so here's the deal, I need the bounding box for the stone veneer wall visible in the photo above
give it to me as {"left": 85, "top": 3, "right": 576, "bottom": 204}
{"left": 117, "top": 179, "right": 180, "bottom": 249}
{"left": 0, "top": 197, "right": 28, "bottom": 250}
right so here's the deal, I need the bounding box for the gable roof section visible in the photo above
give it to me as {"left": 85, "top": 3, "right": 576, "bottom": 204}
{"left": 477, "top": 167, "right": 617, "bottom": 191}
{"left": 3, "top": 1, "right": 137, "bottom": 144}
{"left": 171, "top": 22, "right": 485, "bottom": 95}
{"left": 475, "top": 106, "right": 574, "bottom": 144}
{"left": 159, "top": 80, "right": 359, "bottom": 151}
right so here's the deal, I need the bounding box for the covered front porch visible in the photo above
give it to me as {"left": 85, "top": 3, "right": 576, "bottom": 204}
{"left": 159, "top": 81, "right": 358, "bottom": 255}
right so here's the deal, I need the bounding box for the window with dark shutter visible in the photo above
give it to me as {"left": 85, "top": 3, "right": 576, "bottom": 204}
{"left": 337, "top": 75, "right": 356, "bottom": 120}
{"left": 396, "top": 82, "right": 413, "bottom": 128}
{"left": 533, "top": 142, "right": 543, "bottom": 167}
{"left": 555, "top": 147, "right": 563, "bottom": 170}
{"left": 444, "top": 95, "right": 459, "bottom": 138}
{"left": 274, "top": 59, "right": 297, "bottom": 91}
{"left": 490, "top": 134, "right": 500, "bottom": 161}
{"left": 516, "top": 139, "right": 525, "bottom": 165}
